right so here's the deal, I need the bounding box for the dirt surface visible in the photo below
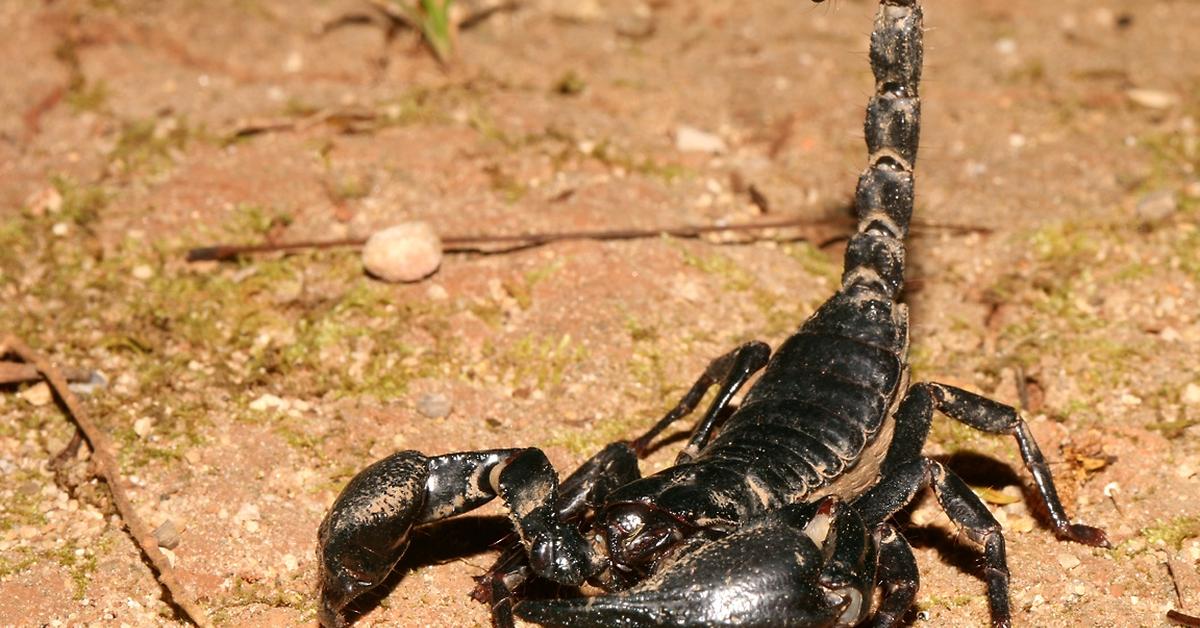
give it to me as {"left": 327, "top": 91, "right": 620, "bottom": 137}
{"left": 2, "top": 0, "right": 1199, "bottom": 626}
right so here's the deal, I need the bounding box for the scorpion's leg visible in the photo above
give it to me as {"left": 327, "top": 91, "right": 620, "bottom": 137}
{"left": 866, "top": 523, "right": 918, "bottom": 628}
{"left": 515, "top": 497, "right": 877, "bottom": 628}
{"left": 318, "top": 447, "right": 612, "bottom": 627}
{"left": 884, "top": 383, "right": 1110, "bottom": 546}
{"left": 853, "top": 456, "right": 1012, "bottom": 627}
{"left": 630, "top": 340, "right": 771, "bottom": 461}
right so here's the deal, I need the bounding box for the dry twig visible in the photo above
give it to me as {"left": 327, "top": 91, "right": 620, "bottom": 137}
{"left": 186, "top": 214, "right": 991, "bottom": 263}
{"left": 0, "top": 336, "right": 211, "bottom": 628}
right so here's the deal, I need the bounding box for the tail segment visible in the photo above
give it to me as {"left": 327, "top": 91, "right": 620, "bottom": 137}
{"left": 842, "top": 0, "right": 923, "bottom": 299}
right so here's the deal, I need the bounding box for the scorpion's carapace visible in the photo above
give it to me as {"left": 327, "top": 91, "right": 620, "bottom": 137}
{"left": 317, "top": 1, "right": 1109, "bottom": 626}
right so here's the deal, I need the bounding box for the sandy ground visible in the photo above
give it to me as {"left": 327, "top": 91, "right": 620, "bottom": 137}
{"left": 2, "top": 0, "right": 1199, "bottom": 626}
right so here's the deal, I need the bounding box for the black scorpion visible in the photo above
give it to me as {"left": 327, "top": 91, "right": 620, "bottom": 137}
{"left": 316, "top": 1, "right": 1111, "bottom": 625}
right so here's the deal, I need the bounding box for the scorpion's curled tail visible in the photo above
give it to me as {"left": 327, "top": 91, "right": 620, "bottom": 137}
{"left": 841, "top": 0, "right": 922, "bottom": 300}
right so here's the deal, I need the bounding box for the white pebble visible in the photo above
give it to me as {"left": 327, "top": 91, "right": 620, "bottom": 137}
{"left": 1057, "top": 553, "right": 1081, "bottom": 570}
{"left": 133, "top": 417, "right": 154, "bottom": 438}
{"left": 131, "top": 265, "right": 154, "bottom": 281}
{"left": 1126, "top": 88, "right": 1179, "bottom": 110}
{"left": 1182, "top": 383, "right": 1200, "bottom": 406}
{"left": 249, "top": 393, "right": 286, "bottom": 412}
{"left": 282, "top": 553, "right": 299, "bottom": 572}
{"left": 675, "top": 125, "right": 727, "bottom": 154}
{"left": 362, "top": 222, "right": 443, "bottom": 283}
{"left": 20, "top": 382, "right": 53, "bottom": 407}
{"left": 25, "top": 186, "right": 63, "bottom": 216}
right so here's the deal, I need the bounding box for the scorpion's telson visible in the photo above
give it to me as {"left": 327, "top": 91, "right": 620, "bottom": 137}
{"left": 317, "top": 2, "right": 1109, "bottom": 627}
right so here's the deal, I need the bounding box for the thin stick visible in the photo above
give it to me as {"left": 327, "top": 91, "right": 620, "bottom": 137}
{"left": 186, "top": 215, "right": 991, "bottom": 262}
{"left": 1169, "top": 610, "right": 1200, "bottom": 627}
{"left": 0, "top": 361, "right": 94, "bottom": 386}
{"left": 0, "top": 336, "right": 211, "bottom": 628}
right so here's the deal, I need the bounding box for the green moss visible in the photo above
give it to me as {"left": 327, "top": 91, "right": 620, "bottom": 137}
{"left": 588, "top": 140, "right": 690, "bottom": 182}
{"left": 0, "top": 550, "right": 36, "bottom": 578}
{"left": 109, "top": 116, "right": 199, "bottom": 176}
{"left": 1142, "top": 516, "right": 1200, "bottom": 549}
{"left": 484, "top": 333, "right": 587, "bottom": 390}
{"left": 50, "top": 175, "right": 110, "bottom": 228}
{"left": 65, "top": 79, "right": 109, "bottom": 113}
{"left": 916, "top": 594, "right": 978, "bottom": 612}
{"left": 46, "top": 536, "right": 107, "bottom": 601}
{"left": 328, "top": 172, "right": 373, "bottom": 203}
{"left": 0, "top": 476, "right": 49, "bottom": 531}
{"left": 679, "top": 248, "right": 754, "bottom": 293}
{"left": 485, "top": 164, "right": 528, "bottom": 203}
{"left": 554, "top": 70, "right": 587, "bottom": 96}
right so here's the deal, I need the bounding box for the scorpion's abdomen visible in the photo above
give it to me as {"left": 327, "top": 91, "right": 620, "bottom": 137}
{"left": 694, "top": 289, "right": 905, "bottom": 509}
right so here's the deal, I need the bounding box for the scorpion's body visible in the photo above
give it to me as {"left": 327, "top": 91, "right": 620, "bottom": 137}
{"left": 609, "top": 287, "right": 909, "bottom": 527}
{"left": 317, "top": 2, "right": 1109, "bottom": 626}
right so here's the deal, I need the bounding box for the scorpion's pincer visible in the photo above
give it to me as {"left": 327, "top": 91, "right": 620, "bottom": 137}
{"left": 317, "top": 451, "right": 432, "bottom": 627}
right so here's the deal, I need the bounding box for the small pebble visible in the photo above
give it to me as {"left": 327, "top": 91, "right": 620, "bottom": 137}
{"left": 20, "top": 382, "right": 53, "bottom": 407}
{"left": 131, "top": 265, "right": 154, "bottom": 281}
{"left": 362, "top": 222, "right": 443, "bottom": 283}
{"left": 1008, "top": 513, "right": 1035, "bottom": 534}
{"left": 1135, "top": 189, "right": 1178, "bottom": 222}
{"left": 25, "top": 186, "right": 63, "bottom": 216}
{"left": 282, "top": 553, "right": 299, "bottom": 572}
{"left": 235, "top": 503, "right": 261, "bottom": 523}
{"left": 133, "top": 417, "right": 154, "bottom": 438}
{"left": 1177, "top": 463, "right": 1196, "bottom": 479}
{"left": 154, "top": 520, "right": 181, "bottom": 550}
{"left": 675, "top": 125, "right": 727, "bottom": 154}
{"left": 426, "top": 283, "right": 449, "bottom": 301}
{"left": 1126, "top": 88, "right": 1180, "bottom": 110}
{"left": 249, "top": 393, "right": 286, "bottom": 412}
{"left": 1182, "top": 383, "right": 1200, "bottom": 406}
{"left": 416, "top": 392, "right": 453, "bottom": 419}
{"left": 1057, "top": 552, "right": 1081, "bottom": 570}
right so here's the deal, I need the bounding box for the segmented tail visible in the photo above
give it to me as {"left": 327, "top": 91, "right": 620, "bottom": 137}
{"left": 841, "top": 0, "right": 923, "bottom": 299}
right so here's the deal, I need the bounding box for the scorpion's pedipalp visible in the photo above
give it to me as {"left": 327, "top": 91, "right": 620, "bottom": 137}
{"left": 473, "top": 442, "right": 642, "bottom": 609}
{"left": 514, "top": 498, "right": 871, "bottom": 628}
{"left": 317, "top": 450, "right": 432, "bottom": 627}
{"left": 318, "top": 447, "right": 603, "bottom": 627}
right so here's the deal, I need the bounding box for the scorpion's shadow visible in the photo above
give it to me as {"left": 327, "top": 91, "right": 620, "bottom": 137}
{"left": 340, "top": 515, "right": 513, "bottom": 624}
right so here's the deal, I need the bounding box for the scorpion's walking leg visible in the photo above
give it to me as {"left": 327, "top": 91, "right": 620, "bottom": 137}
{"left": 880, "top": 383, "right": 1110, "bottom": 546}
{"left": 853, "top": 455, "right": 1013, "bottom": 627}
{"left": 867, "top": 523, "right": 919, "bottom": 628}
{"left": 630, "top": 340, "right": 771, "bottom": 463}
{"left": 319, "top": 447, "right": 615, "bottom": 626}
{"left": 853, "top": 383, "right": 1109, "bottom": 628}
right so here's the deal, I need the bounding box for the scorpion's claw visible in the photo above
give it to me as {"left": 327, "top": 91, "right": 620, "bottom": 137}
{"left": 1060, "top": 523, "right": 1111, "bottom": 548}
{"left": 317, "top": 451, "right": 432, "bottom": 627}
{"left": 515, "top": 498, "right": 872, "bottom": 628}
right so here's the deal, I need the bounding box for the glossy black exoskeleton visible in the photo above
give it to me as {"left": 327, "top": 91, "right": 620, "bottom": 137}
{"left": 317, "top": 2, "right": 1109, "bottom": 626}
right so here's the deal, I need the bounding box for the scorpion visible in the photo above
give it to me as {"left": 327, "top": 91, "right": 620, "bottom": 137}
{"left": 317, "top": 1, "right": 1111, "bottom": 626}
